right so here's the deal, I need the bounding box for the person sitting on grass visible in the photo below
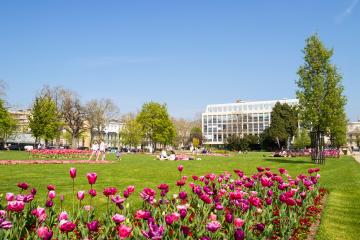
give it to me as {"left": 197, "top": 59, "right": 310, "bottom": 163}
{"left": 157, "top": 149, "right": 168, "bottom": 160}
{"left": 168, "top": 150, "right": 176, "bottom": 161}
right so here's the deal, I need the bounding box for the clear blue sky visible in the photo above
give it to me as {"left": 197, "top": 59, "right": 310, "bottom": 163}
{"left": 1, "top": 1, "right": 359, "bottom": 120}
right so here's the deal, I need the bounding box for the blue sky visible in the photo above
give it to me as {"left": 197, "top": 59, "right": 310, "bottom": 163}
{"left": 1, "top": 1, "right": 359, "bottom": 120}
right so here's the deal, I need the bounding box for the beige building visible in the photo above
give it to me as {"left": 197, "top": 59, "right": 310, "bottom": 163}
{"left": 9, "top": 108, "right": 31, "bottom": 133}
{"left": 348, "top": 120, "right": 360, "bottom": 150}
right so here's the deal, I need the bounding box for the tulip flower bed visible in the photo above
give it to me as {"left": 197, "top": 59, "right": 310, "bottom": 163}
{"left": 30, "top": 149, "right": 92, "bottom": 160}
{"left": 0, "top": 165, "right": 324, "bottom": 240}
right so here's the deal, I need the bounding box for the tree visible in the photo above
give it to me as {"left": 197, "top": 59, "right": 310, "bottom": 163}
{"left": 85, "top": 98, "right": 119, "bottom": 143}
{"left": 136, "top": 102, "right": 176, "bottom": 149}
{"left": 190, "top": 127, "right": 203, "bottom": 145}
{"left": 192, "top": 138, "right": 200, "bottom": 149}
{"left": 120, "top": 118, "right": 143, "bottom": 148}
{"left": 61, "top": 93, "right": 87, "bottom": 148}
{"left": 29, "top": 96, "right": 62, "bottom": 144}
{"left": 260, "top": 128, "right": 278, "bottom": 151}
{"left": 0, "top": 99, "right": 17, "bottom": 146}
{"left": 296, "top": 34, "right": 347, "bottom": 158}
{"left": 293, "top": 128, "right": 311, "bottom": 149}
{"left": 0, "top": 80, "right": 6, "bottom": 98}
{"left": 268, "top": 102, "right": 298, "bottom": 149}
{"left": 225, "top": 134, "right": 258, "bottom": 151}
{"left": 172, "top": 118, "right": 192, "bottom": 148}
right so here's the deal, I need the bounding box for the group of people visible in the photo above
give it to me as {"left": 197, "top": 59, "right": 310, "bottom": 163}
{"left": 157, "top": 149, "right": 176, "bottom": 160}
{"left": 88, "top": 140, "right": 107, "bottom": 161}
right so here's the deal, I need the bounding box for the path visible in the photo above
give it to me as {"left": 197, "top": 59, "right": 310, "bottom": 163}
{"left": 0, "top": 160, "right": 113, "bottom": 165}
{"left": 352, "top": 152, "right": 360, "bottom": 164}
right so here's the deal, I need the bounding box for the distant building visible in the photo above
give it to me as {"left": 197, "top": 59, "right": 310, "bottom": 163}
{"left": 347, "top": 120, "right": 360, "bottom": 150}
{"left": 9, "top": 108, "right": 31, "bottom": 133}
{"left": 202, "top": 99, "right": 298, "bottom": 145}
{"left": 103, "top": 120, "right": 124, "bottom": 147}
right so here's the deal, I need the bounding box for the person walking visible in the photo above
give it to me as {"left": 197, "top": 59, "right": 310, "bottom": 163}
{"left": 98, "top": 140, "right": 107, "bottom": 161}
{"left": 89, "top": 141, "right": 99, "bottom": 161}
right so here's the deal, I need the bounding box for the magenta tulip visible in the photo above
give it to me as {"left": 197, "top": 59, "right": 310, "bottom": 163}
{"left": 70, "top": 167, "right": 76, "bottom": 179}
{"left": 118, "top": 224, "right": 132, "bottom": 239}
{"left": 37, "top": 226, "right": 53, "bottom": 240}
{"left": 48, "top": 191, "right": 56, "bottom": 199}
{"left": 87, "top": 172, "right": 97, "bottom": 185}
{"left": 77, "top": 191, "right": 85, "bottom": 200}
{"left": 178, "top": 165, "right": 183, "bottom": 172}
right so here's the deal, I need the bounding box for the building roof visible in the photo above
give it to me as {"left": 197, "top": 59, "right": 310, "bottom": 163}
{"left": 203, "top": 98, "right": 298, "bottom": 114}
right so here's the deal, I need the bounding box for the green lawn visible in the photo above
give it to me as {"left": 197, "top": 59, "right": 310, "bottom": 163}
{"left": 0, "top": 151, "right": 359, "bottom": 239}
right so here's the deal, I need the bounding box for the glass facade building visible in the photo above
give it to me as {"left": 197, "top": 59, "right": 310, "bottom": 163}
{"left": 202, "top": 99, "right": 298, "bottom": 145}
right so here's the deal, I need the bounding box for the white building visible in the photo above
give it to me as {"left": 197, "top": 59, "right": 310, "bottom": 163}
{"left": 202, "top": 99, "right": 298, "bottom": 145}
{"left": 347, "top": 120, "right": 360, "bottom": 150}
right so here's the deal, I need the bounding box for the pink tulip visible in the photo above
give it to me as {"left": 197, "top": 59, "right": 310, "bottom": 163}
{"left": 6, "top": 192, "right": 14, "bottom": 201}
{"left": 178, "top": 165, "right": 183, "bottom": 172}
{"left": 0, "top": 210, "right": 6, "bottom": 217}
{"left": 47, "top": 185, "right": 56, "bottom": 191}
{"left": 77, "top": 191, "right": 85, "bottom": 200}
{"left": 112, "top": 214, "right": 126, "bottom": 224}
{"left": 127, "top": 185, "right": 135, "bottom": 193}
{"left": 206, "top": 220, "right": 221, "bottom": 232}
{"left": 234, "top": 218, "right": 245, "bottom": 228}
{"left": 48, "top": 191, "right": 56, "bottom": 199}
{"left": 87, "top": 173, "right": 97, "bottom": 185}
{"left": 58, "top": 211, "right": 68, "bottom": 221}
{"left": 37, "top": 226, "right": 53, "bottom": 240}
{"left": 7, "top": 201, "right": 25, "bottom": 212}
{"left": 70, "top": 168, "right": 76, "bottom": 179}
{"left": 118, "top": 225, "right": 132, "bottom": 239}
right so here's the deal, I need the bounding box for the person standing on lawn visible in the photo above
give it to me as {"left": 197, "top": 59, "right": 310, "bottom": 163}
{"left": 98, "top": 140, "right": 107, "bottom": 161}
{"left": 89, "top": 141, "right": 99, "bottom": 161}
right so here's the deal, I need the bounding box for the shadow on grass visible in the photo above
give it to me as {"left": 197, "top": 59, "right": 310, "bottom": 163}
{"left": 264, "top": 158, "right": 313, "bottom": 164}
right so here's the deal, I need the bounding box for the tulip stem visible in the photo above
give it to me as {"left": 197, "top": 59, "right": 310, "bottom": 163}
{"left": 72, "top": 179, "right": 75, "bottom": 215}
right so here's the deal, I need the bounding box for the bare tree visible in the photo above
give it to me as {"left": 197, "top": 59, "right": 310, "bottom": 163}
{"left": 61, "top": 93, "right": 87, "bottom": 148}
{"left": 0, "top": 80, "right": 7, "bottom": 98}
{"left": 85, "top": 98, "right": 119, "bottom": 143}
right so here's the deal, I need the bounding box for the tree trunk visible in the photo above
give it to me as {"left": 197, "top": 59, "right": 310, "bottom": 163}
{"left": 72, "top": 136, "right": 78, "bottom": 149}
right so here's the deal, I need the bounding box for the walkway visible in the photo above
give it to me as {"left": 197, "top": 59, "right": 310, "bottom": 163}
{"left": 352, "top": 152, "right": 360, "bottom": 164}
{"left": 0, "top": 160, "right": 113, "bottom": 165}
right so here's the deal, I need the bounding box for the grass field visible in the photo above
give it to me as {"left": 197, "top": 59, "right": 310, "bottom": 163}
{"left": 0, "top": 151, "right": 359, "bottom": 239}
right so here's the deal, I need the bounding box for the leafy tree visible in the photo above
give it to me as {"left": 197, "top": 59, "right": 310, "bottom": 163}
{"left": 192, "top": 138, "right": 200, "bottom": 149}
{"left": 29, "top": 96, "right": 62, "bottom": 144}
{"left": 293, "top": 128, "right": 311, "bottom": 149}
{"left": 136, "top": 102, "right": 176, "bottom": 149}
{"left": 296, "top": 34, "right": 347, "bottom": 154}
{"left": 190, "top": 127, "right": 203, "bottom": 144}
{"left": 260, "top": 128, "right": 278, "bottom": 151}
{"left": 268, "top": 102, "right": 298, "bottom": 149}
{"left": 120, "top": 118, "right": 143, "bottom": 148}
{"left": 0, "top": 99, "right": 17, "bottom": 145}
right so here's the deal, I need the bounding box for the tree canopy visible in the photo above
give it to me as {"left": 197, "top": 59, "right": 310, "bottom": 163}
{"left": 136, "top": 102, "right": 176, "bottom": 148}
{"left": 268, "top": 102, "right": 298, "bottom": 149}
{"left": 29, "top": 96, "right": 62, "bottom": 143}
{"left": 0, "top": 99, "right": 17, "bottom": 144}
{"left": 296, "top": 34, "right": 347, "bottom": 148}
